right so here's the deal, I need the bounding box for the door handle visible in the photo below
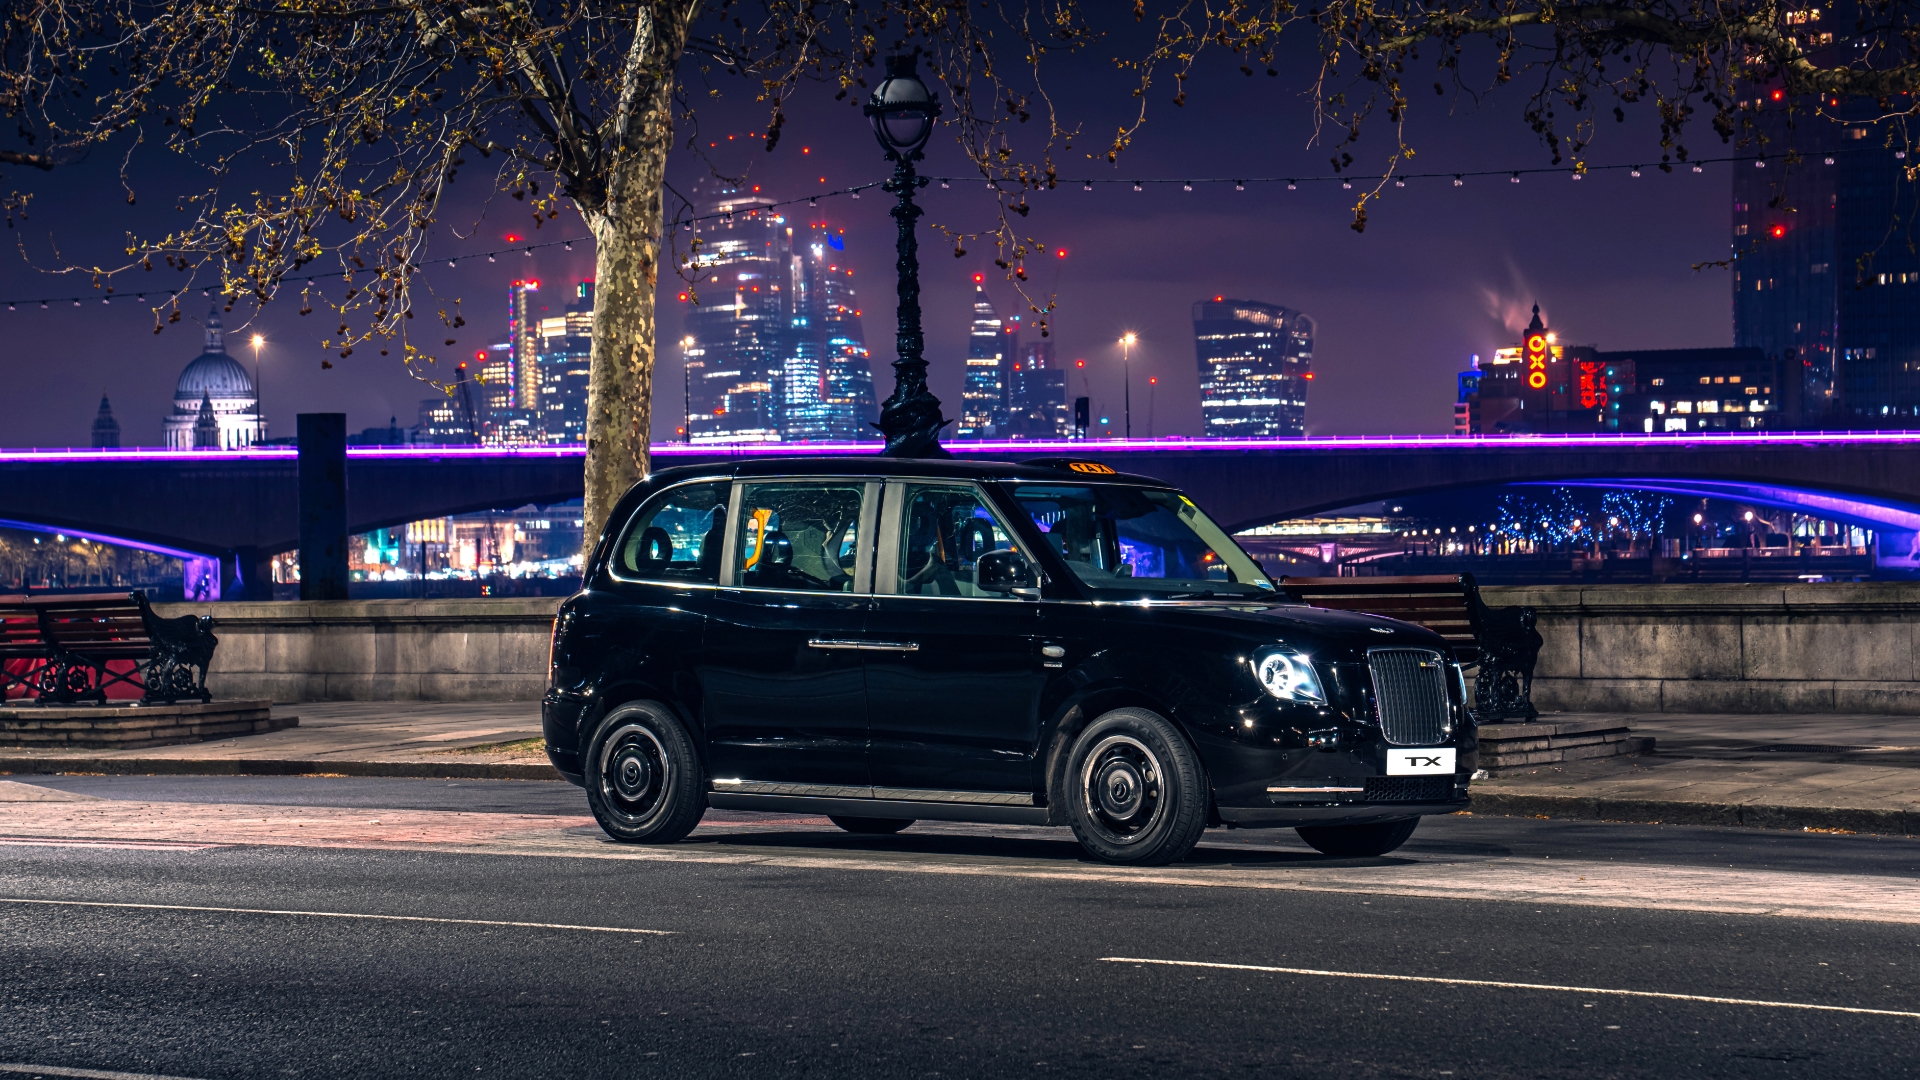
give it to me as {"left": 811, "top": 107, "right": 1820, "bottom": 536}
{"left": 806, "top": 639, "right": 920, "bottom": 652}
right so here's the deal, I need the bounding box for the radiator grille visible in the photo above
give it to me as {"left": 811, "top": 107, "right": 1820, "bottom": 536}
{"left": 1363, "top": 776, "right": 1453, "bottom": 802}
{"left": 1368, "top": 648, "right": 1452, "bottom": 747}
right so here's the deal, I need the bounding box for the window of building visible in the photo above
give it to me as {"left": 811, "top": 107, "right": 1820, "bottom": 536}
{"left": 1729, "top": 376, "right": 1741, "bottom": 383}
{"left": 1699, "top": 401, "right": 1720, "bottom": 413}
{"left": 1651, "top": 378, "right": 1665, "bottom": 386}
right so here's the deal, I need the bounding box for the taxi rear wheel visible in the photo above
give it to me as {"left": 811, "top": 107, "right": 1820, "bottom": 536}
{"left": 1295, "top": 818, "right": 1419, "bottom": 857}
{"left": 584, "top": 702, "right": 706, "bottom": 844}
{"left": 829, "top": 816, "right": 915, "bottom": 835}
{"left": 1064, "top": 708, "right": 1208, "bottom": 866}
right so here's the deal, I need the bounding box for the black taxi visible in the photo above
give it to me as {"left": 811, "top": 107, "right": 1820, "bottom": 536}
{"left": 543, "top": 457, "right": 1475, "bottom": 865}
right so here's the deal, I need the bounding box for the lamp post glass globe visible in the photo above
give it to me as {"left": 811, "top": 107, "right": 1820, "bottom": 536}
{"left": 865, "top": 56, "right": 939, "bottom": 158}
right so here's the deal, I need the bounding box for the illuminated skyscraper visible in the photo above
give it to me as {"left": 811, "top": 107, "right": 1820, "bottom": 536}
{"left": 1007, "top": 340, "right": 1069, "bottom": 438}
{"left": 538, "top": 281, "right": 594, "bottom": 444}
{"left": 1191, "top": 298, "right": 1314, "bottom": 438}
{"left": 780, "top": 220, "right": 878, "bottom": 441}
{"left": 1733, "top": 85, "right": 1919, "bottom": 424}
{"left": 682, "top": 190, "right": 788, "bottom": 443}
{"left": 959, "top": 277, "right": 1012, "bottom": 438}
{"left": 509, "top": 278, "right": 542, "bottom": 417}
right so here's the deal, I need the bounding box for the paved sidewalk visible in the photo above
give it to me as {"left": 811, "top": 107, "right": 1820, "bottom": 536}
{"left": 1473, "top": 712, "right": 1920, "bottom": 835}
{"left": 2, "top": 703, "right": 1917, "bottom": 835}
{"left": 0, "top": 702, "right": 552, "bottom": 780}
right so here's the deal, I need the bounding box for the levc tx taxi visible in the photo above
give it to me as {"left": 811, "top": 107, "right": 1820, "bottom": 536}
{"left": 544, "top": 457, "right": 1475, "bottom": 865}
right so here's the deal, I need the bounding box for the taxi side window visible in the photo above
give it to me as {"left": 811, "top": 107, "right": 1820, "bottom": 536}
{"left": 896, "top": 485, "right": 1018, "bottom": 597}
{"left": 733, "top": 482, "right": 865, "bottom": 592}
{"left": 614, "top": 482, "right": 729, "bottom": 584}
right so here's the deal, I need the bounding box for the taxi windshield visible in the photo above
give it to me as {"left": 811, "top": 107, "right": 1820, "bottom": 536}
{"left": 1005, "top": 484, "right": 1274, "bottom": 598}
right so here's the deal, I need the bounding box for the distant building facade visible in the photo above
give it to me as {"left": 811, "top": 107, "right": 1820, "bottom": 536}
{"left": 958, "top": 279, "right": 1014, "bottom": 438}
{"left": 1007, "top": 340, "right": 1070, "bottom": 438}
{"left": 1191, "top": 298, "right": 1314, "bottom": 438}
{"left": 683, "top": 191, "right": 788, "bottom": 443}
{"left": 163, "top": 311, "right": 263, "bottom": 450}
{"left": 538, "top": 281, "right": 595, "bottom": 445}
{"left": 1458, "top": 305, "right": 1785, "bottom": 433}
{"left": 780, "top": 221, "right": 877, "bottom": 441}
{"left": 1733, "top": 82, "right": 1919, "bottom": 424}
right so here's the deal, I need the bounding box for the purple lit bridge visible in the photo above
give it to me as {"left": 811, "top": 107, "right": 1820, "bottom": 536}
{"left": 3, "top": 432, "right": 1919, "bottom": 595}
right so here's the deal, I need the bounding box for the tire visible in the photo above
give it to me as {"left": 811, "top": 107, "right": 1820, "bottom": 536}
{"left": 583, "top": 701, "right": 706, "bottom": 844}
{"left": 1063, "top": 707, "right": 1209, "bottom": 866}
{"left": 828, "top": 816, "right": 915, "bottom": 835}
{"left": 1296, "top": 818, "right": 1420, "bottom": 857}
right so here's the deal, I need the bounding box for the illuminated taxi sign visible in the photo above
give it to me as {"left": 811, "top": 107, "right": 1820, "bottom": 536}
{"left": 1065, "top": 461, "right": 1116, "bottom": 475}
{"left": 1525, "top": 332, "right": 1549, "bottom": 390}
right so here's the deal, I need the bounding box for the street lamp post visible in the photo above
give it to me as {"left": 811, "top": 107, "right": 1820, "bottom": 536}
{"left": 249, "top": 333, "right": 266, "bottom": 445}
{"left": 864, "top": 55, "right": 949, "bottom": 458}
{"left": 1119, "top": 332, "right": 1136, "bottom": 440}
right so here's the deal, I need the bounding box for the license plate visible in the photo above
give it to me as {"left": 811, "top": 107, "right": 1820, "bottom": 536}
{"left": 1387, "top": 748, "right": 1455, "bottom": 775}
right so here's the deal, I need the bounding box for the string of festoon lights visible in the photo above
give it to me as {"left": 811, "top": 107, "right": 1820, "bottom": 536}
{"left": 0, "top": 141, "right": 1900, "bottom": 312}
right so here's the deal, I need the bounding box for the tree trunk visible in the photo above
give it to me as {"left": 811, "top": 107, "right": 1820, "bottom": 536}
{"left": 579, "top": 113, "right": 673, "bottom": 561}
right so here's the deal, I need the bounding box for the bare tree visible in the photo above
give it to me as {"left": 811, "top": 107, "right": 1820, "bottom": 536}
{"left": 3, "top": 0, "right": 1916, "bottom": 549}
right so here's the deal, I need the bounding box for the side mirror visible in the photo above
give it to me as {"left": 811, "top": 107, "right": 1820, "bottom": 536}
{"left": 975, "top": 548, "right": 1037, "bottom": 595}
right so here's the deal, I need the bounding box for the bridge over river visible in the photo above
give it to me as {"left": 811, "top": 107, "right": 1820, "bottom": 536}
{"left": 4, "top": 431, "right": 1919, "bottom": 594}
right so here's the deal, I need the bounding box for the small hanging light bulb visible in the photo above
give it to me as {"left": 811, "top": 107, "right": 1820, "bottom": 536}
{"left": 1630, "top": 168, "right": 1642, "bottom": 177}
{"left": 1510, "top": 172, "right": 1521, "bottom": 183}
{"left": 1132, "top": 182, "right": 1143, "bottom": 192}
{"left": 1453, "top": 175, "right": 1464, "bottom": 186}
{"left": 1082, "top": 182, "right": 1093, "bottom": 192}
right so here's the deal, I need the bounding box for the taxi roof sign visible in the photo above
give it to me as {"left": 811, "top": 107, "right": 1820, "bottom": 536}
{"left": 1023, "top": 458, "right": 1118, "bottom": 475}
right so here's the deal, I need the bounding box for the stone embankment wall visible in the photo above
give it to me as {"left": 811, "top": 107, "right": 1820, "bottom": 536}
{"left": 158, "top": 599, "right": 560, "bottom": 702}
{"left": 163, "top": 582, "right": 1920, "bottom": 711}
{"left": 1483, "top": 582, "right": 1920, "bottom": 715}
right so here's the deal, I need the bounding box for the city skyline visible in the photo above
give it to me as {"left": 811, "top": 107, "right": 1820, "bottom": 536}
{"left": 3, "top": 78, "right": 1748, "bottom": 448}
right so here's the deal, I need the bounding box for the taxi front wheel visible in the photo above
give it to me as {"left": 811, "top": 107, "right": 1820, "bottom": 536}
{"left": 1064, "top": 708, "right": 1208, "bottom": 866}
{"left": 584, "top": 702, "right": 707, "bottom": 844}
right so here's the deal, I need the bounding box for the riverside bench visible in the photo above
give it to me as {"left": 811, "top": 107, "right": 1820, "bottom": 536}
{"left": 1278, "top": 573, "right": 1543, "bottom": 722}
{"left": 0, "top": 591, "right": 217, "bottom": 705}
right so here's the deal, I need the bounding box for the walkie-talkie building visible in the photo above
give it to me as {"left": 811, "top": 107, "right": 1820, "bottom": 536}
{"left": 1191, "top": 298, "right": 1314, "bottom": 438}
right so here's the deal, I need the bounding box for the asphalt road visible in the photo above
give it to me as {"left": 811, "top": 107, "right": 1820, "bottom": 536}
{"left": 2, "top": 776, "right": 1918, "bottom": 1079}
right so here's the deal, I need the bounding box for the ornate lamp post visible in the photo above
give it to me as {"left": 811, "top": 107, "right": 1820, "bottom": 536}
{"left": 249, "top": 332, "right": 266, "bottom": 445}
{"left": 865, "top": 55, "right": 949, "bottom": 458}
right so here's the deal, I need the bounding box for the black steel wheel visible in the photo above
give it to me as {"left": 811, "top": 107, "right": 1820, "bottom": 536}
{"left": 583, "top": 701, "right": 706, "bottom": 844}
{"left": 828, "top": 816, "right": 915, "bottom": 835}
{"left": 1295, "top": 818, "right": 1420, "bottom": 857}
{"left": 1064, "top": 708, "right": 1208, "bottom": 866}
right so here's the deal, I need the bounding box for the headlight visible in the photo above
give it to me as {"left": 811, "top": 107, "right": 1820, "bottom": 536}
{"left": 1253, "top": 647, "right": 1325, "bottom": 703}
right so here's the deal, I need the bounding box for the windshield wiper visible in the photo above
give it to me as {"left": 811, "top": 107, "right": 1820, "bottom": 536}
{"left": 1163, "top": 590, "right": 1217, "bottom": 600}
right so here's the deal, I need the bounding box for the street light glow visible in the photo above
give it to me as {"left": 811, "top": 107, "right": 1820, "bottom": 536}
{"left": 1121, "top": 332, "right": 1137, "bottom": 346}
{"left": 250, "top": 333, "right": 265, "bottom": 349}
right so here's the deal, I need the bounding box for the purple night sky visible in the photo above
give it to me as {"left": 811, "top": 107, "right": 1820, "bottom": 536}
{"left": 0, "top": 39, "right": 1733, "bottom": 448}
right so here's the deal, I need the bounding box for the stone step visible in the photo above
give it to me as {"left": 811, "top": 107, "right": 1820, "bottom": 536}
{"left": 0, "top": 700, "right": 293, "bottom": 750}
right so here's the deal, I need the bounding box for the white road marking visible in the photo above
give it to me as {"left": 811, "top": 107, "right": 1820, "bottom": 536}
{"left": 0, "top": 838, "right": 223, "bottom": 851}
{"left": 0, "top": 898, "right": 670, "bottom": 935}
{"left": 0, "top": 1064, "right": 210, "bottom": 1080}
{"left": 1100, "top": 957, "right": 1920, "bottom": 1019}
